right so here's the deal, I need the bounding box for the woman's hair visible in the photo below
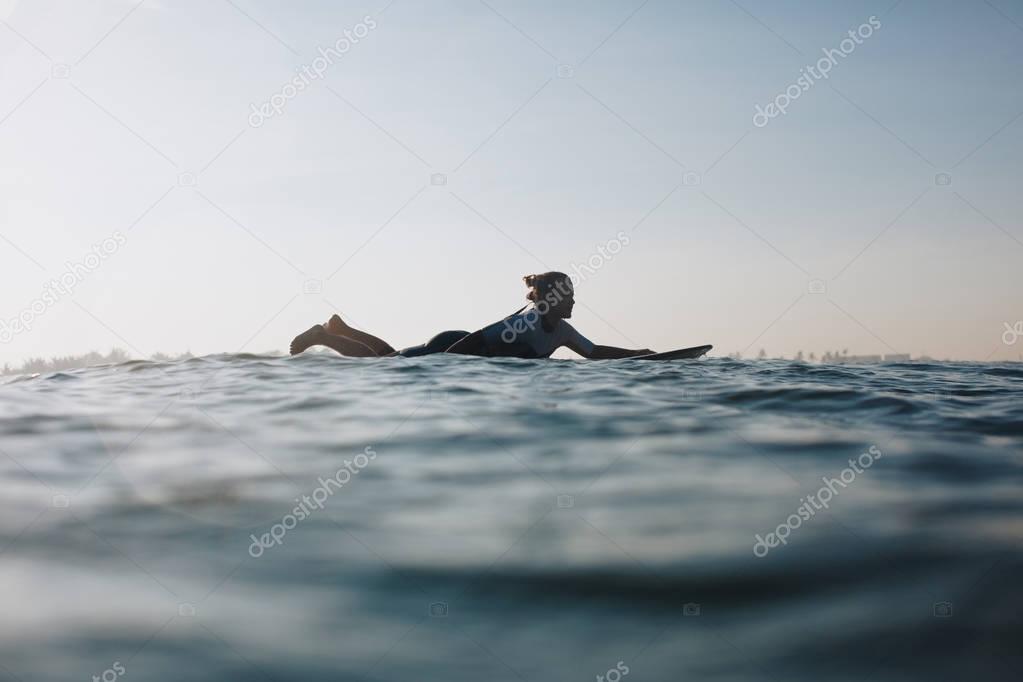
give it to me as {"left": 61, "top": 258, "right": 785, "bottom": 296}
{"left": 523, "top": 271, "right": 572, "bottom": 302}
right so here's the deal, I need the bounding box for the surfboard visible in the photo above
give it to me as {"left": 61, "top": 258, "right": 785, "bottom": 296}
{"left": 633, "top": 345, "right": 712, "bottom": 361}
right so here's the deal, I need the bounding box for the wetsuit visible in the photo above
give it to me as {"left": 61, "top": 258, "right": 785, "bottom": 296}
{"left": 398, "top": 307, "right": 594, "bottom": 358}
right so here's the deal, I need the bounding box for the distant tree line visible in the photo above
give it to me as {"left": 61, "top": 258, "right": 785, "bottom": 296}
{"left": 726, "top": 349, "right": 934, "bottom": 363}
{"left": 727, "top": 349, "right": 849, "bottom": 361}
{"left": 2, "top": 348, "right": 193, "bottom": 375}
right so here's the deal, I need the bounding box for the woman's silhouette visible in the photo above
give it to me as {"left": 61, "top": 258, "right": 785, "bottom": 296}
{"left": 289, "top": 271, "right": 653, "bottom": 359}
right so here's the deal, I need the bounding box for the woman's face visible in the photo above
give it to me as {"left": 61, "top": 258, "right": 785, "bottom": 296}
{"left": 543, "top": 281, "right": 575, "bottom": 319}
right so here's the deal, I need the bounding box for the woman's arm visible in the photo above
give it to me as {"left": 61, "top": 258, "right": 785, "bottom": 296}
{"left": 584, "top": 345, "right": 654, "bottom": 359}
{"left": 561, "top": 322, "right": 651, "bottom": 359}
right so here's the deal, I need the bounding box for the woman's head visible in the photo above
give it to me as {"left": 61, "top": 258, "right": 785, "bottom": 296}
{"left": 523, "top": 271, "right": 575, "bottom": 319}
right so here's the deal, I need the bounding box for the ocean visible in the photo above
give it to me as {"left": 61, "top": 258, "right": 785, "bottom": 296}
{"left": 1, "top": 354, "right": 1021, "bottom": 681}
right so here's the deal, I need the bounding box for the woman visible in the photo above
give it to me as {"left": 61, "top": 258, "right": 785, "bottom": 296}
{"left": 289, "top": 271, "right": 653, "bottom": 359}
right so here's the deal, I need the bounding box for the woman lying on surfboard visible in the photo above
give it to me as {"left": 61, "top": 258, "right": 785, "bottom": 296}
{"left": 289, "top": 271, "right": 654, "bottom": 359}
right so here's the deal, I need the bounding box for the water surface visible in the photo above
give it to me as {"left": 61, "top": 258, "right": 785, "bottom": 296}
{"left": 1, "top": 354, "right": 1021, "bottom": 681}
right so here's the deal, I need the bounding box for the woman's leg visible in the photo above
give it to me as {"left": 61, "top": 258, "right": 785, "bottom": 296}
{"left": 290, "top": 313, "right": 399, "bottom": 357}
{"left": 399, "top": 330, "right": 470, "bottom": 357}
{"left": 290, "top": 325, "right": 381, "bottom": 356}
{"left": 325, "top": 314, "right": 396, "bottom": 355}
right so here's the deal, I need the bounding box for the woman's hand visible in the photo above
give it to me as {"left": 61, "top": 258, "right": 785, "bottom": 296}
{"left": 586, "top": 345, "right": 655, "bottom": 359}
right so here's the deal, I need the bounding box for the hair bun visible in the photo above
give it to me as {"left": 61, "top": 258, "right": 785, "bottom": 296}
{"left": 522, "top": 271, "right": 570, "bottom": 302}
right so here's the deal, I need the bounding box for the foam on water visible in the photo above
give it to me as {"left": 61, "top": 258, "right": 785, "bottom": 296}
{"left": 1, "top": 354, "right": 1021, "bottom": 680}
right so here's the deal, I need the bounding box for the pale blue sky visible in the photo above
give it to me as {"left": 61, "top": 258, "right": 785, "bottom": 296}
{"left": 2, "top": 0, "right": 1022, "bottom": 364}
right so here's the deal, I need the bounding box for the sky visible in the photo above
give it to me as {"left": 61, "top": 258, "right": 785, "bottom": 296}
{"left": 1, "top": 0, "right": 1022, "bottom": 364}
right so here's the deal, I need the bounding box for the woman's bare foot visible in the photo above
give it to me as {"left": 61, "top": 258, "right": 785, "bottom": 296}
{"left": 290, "top": 325, "right": 325, "bottom": 355}
{"left": 324, "top": 314, "right": 350, "bottom": 336}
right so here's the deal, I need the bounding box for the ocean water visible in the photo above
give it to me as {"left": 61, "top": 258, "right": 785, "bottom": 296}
{"left": 1, "top": 354, "right": 1021, "bottom": 681}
